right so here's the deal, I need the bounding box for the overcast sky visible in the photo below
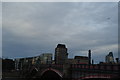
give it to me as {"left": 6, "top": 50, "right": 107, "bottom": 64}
{"left": 2, "top": 2, "right": 118, "bottom": 63}
{"left": 2, "top": 0, "right": 119, "bottom": 2}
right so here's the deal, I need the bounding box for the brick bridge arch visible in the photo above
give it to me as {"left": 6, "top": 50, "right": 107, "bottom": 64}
{"left": 40, "top": 68, "right": 63, "bottom": 78}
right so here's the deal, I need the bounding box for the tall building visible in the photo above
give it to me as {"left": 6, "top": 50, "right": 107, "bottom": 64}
{"left": 105, "top": 52, "right": 114, "bottom": 63}
{"left": 55, "top": 44, "right": 68, "bottom": 64}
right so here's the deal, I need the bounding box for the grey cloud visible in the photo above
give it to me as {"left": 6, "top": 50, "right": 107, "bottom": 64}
{"left": 2, "top": 2, "right": 118, "bottom": 63}
{"left": 0, "top": 2, "right": 2, "bottom": 57}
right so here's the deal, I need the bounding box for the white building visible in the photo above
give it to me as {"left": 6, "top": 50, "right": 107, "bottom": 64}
{"left": 40, "top": 53, "right": 52, "bottom": 64}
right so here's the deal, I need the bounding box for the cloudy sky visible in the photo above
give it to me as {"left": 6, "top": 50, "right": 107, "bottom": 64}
{"left": 2, "top": 2, "right": 118, "bottom": 63}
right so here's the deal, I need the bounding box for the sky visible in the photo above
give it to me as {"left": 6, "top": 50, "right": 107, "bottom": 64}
{"left": 2, "top": 0, "right": 120, "bottom": 2}
{"left": 2, "top": 2, "right": 118, "bottom": 63}
{"left": 0, "top": 2, "right": 2, "bottom": 58}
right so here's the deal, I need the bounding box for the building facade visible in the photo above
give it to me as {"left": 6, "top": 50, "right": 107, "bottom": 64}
{"left": 55, "top": 44, "right": 68, "bottom": 64}
{"left": 63, "top": 56, "right": 89, "bottom": 64}
{"left": 2, "top": 59, "right": 15, "bottom": 71}
{"left": 105, "top": 52, "right": 114, "bottom": 63}
{"left": 74, "top": 56, "right": 89, "bottom": 64}
{"left": 15, "top": 56, "right": 42, "bottom": 70}
{"left": 40, "top": 53, "right": 52, "bottom": 64}
{"left": 14, "top": 53, "right": 53, "bottom": 70}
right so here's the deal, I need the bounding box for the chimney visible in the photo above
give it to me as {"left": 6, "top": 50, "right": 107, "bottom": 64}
{"left": 88, "top": 50, "right": 91, "bottom": 64}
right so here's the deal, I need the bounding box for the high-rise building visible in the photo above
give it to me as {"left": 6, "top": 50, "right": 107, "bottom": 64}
{"left": 55, "top": 44, "right": 68, "bottom": 64}
{"left": 105, "top": 52, "right": 114, "bottom": 63}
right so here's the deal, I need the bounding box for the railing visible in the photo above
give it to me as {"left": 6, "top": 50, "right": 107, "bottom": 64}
{"left": 71, "top": 64, "right": 120, "bottom": 79}
{"left": 71, "top": 64, "right": 119, "bottom": 73}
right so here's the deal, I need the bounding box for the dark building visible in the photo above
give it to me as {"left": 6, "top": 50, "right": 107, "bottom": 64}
{"left": 15, "top": 57, "right": 33, "bottom": 70}
{"left": 105, "top": 52, "right": 114, "bottom": 63}
{"left": 88, "top": 50, "right": 91, "bottom": 64}
{"left": 2, "top": 59, "right": 15, "bottom": 71}
{"left": 74, "top": 56, "right": 89, "bottom": 64}
{"left": 55, "top": 44, "right": 68, "bottom": 64}
{"left": 115, "top": 58, "right": 119, "bottom": 63}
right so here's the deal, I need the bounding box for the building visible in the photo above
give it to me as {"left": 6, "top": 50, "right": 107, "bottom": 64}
{"left": 14, "top": 53, "right": 52, "bottom": 70}
{"left": 40, "top": 53, "right": 52, "bottom": 64}
{"left": 65, "top": 56, "right": 89, "bottom": 64}
{"left": 14, "top": 58, "right": 20, "bottom": 70}
{"left": 51, "top": 60, "right": 55, "bottom": 64}
{"left": 55, "top": 44, "right": 68, "bottom": 64}
{"left": 15, "top": 56, "right": 40, "bottom": 70}
{"left": 74, "top": 56, "right": 89, "bottom": 64}
{"left": 105, "top": 52, "right": 114, "bottom": 63}
{"left": 2, "top": 59, "right": 15, "bottom": 71}
{"left": 88, "top": 50, "right": 91, "bottom": 64}
{"left": 115, "top": 58, "right": 119, "bottom": 63}
{"left": 32, "top": 56, "right": 41, "bottom": 65}
{"left": 65, "top": 59, "right": 76, "bottom": 64}
{"left": 15, "top": 58, "right": 25, "bottom": 70}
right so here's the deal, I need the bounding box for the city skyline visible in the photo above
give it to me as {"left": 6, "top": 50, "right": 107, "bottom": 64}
{"left": 2, "top": 2, "right": 118, "bottom": 64}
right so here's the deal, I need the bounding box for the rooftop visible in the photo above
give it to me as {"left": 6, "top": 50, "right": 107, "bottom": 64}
{"left": 57, "top": 44, "right": 66, "bottom": 48}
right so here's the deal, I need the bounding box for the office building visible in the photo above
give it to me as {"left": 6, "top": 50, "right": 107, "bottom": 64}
{"left": 65, "top": 56, "right": 89, "bottom": 64}
{"left": 40, "top": 53, "right": 52, "bottom": 64}
{"left": 74, "top": 56, "right": 89, "bottom": 64}
{"left": 105, "top": 52, "right": 114, "bottom": 63}
{"left": 55, "top": 44, "right": 68, "bottom": 64}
